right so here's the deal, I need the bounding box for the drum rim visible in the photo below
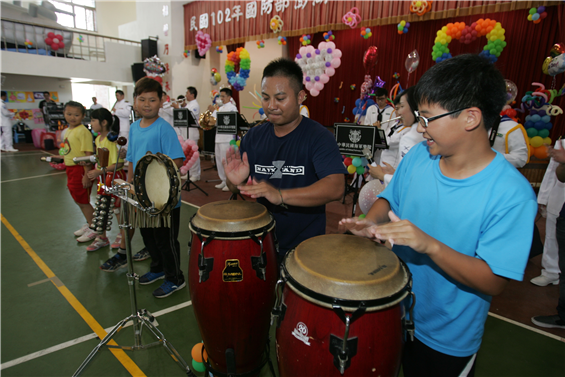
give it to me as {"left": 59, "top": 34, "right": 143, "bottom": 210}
{"left": 189, "top": 217, "right": 276, "bottom": 240}
{"left": 281, "top": 253, "right": 412, "bottom": 311}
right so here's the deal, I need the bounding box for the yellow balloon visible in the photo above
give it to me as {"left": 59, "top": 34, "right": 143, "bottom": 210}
{"left": 543, "top": 137, "right": 552, "bottom": 145}
{"left": 401, "top": 20, "right": 406, "bottom": 26}
{"left": 530, "top": 136, "right": 544, "bottom": 148}
{"left": 236, "top": 140, "right": 241, "bottom": 147}
{"left": 542, "top": 56, "right": 552, "bottom": 75}
{"left": 527, "top": 14, "right": 533, "bottom": 21}
{"left": 347, "top": 165, "right": 356, "bottom": 174}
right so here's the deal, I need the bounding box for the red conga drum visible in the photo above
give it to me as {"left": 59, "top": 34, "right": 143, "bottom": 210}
{"left": 188, "top": 201, "right": 279, "bottom": 375}
{"left": 273, "top": 234, "right": 413, "bottom": 377}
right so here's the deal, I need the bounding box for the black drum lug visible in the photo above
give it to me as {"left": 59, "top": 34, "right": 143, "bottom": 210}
{"left": 329, "top": 334, "right": 358, "bottom": 375}
{"left": 271, "top": 278, "right": 287, "bottom": 327}
{"left": 198, "top": 254, "right": 214, "bottom": 283}
{"left": 403, "top": 292, "right": 416, "bottom": 342}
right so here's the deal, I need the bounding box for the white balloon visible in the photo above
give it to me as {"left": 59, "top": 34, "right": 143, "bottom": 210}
{"left": 358, "top": 180, "right": 385, "bottom": 214}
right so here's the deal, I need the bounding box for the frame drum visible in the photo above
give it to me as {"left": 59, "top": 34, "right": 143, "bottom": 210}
{"left": 189, "top": 201, "right": 279, "bottom": 375}
{"left": 274, "top": 234, "right": 412, "bottom": 377}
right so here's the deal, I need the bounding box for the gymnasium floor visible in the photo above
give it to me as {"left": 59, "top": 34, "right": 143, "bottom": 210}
{"left": 1, "top": 144, "right": 564, "bottom": 377}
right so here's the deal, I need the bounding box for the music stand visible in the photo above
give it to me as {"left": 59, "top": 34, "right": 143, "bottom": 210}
{"left": 73, "top": 180, "right": 194, "bottom": 377}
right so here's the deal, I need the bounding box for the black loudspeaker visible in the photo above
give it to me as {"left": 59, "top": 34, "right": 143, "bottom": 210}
{"left": 131, "top": 63, "right": 146, "bottom": 83}
{"left": 141, "top": 39, "right": 158, "bottom": 60}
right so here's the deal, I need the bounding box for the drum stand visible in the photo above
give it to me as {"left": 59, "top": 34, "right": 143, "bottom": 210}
{"left": 73, "top": 184, "right": 194, "bottom": 377}
{"left": 182, "top": 171, "right": 208, "bottom": 196}
{"left": 342, "top": 173, "right": 365, "bottom": 217}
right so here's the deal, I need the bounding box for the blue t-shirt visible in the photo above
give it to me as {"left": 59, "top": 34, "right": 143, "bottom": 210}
{"left": 126, "top": 117, "right": 185, "bottom": 209}
{"left": 379, "top": 142, "right": 537, "bottom": 357}
{"left": 240, "top": 117, "right": 347, "bottom": 256}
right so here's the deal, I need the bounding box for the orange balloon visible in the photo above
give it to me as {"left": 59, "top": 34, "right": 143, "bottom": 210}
{"left": 191, "top": 343, "right": 204, "bottom": 363}
{"left": 533, "top": 145, "right": 548, "bottom": 160}
{"left": 203, "top": 348, "right": 208, "bottom": 362}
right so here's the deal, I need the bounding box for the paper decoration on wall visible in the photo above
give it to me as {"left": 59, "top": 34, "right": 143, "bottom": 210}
{"left": 410, "top": 1, "right": 433, "bottom": 16}
{"left": 195, "top": 30, "right": 212, "bottom": 56}
{"left": 270, "top": 15, "right": 284, "bottom": 33}
{"left": 225, "top": 47, "right": 251, "bottom": 91}
{"left": 528, "top": 6, "right": 547, "bottom": 24}
{"left": 163, "top": 43, "right": 169, "bottom": 55}
{"left": 342, "top": 7, "right": 361, "bottom": 28}
{"left": 295, "top": 41, "right": 342, "bottom": 97}
{"left": 278, "top": 36, "right": 287, "bottom": 45}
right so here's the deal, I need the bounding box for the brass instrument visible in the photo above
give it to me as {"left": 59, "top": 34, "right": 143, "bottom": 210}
{"left": 199, "top": 110, "right": 216, "bottom": 130}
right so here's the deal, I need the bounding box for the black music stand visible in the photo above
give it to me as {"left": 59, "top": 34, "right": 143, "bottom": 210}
{"left": 182, "top": 171, "right": 208, "bottom": 196}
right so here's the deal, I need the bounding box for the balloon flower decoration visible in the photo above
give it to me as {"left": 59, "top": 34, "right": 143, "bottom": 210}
{"left": 143, "top": 55, "right": 166, "bottom": 84}
{"left": 190, "top": 343, "right": 208, "bottom": 373}
{"left": 410, "top": 0, "right": 433, "bottom": 16}
{"left": 210, "top": 68, "right": 221, "bottom": 85}
{"left": 44, "top": 32, "right": 65, "bottom": 51}
{"left": 225, "top": 47, "right": 251, "bottom": 91}
{"left": 183, "top": 49, "right": 190, "bottom": 58}
{"left": 295, "top": 41, "right": 342, "bottom": 97}
{"left": 77, "top": 35, "right": 84, "bottom": 43}
{"left": 361, "top": 28, "right": 372, "bottom": 39}
{"left": 195, "top": 30, "right": 212, "bottom": 56}
{"left": 216, "top": 46, "right": 224, "bottom": 53}
{"left": 256, "top": 40, "right": 265, "bottom": 49}
{"left": 179, "top": 136, "right": 200, "bottom": 176}
{"left": 519, "top": 82, "right": 565, "bottom": 159}
{"left": 528, "top": 6, "right": 547, "bottom": 24}
{"left": 398, "top": 20, "right": 410, "bottom": 34}
{"left": 278, "top": 36, "right": 287, "bottom": 45}
{"left": 323, "top": 31, "right": 335, "bottom": 41}
{"left": 542, "top": 43, "right": 565, "bottom": 78}
{"left": 270, "top": 15, "right": 284, "bottom": 33}
{"left": 343, "top": 155, "right": 368, "bottom": 176}
{"left": 300, "top": 34, "right": 311, "bottom": 46}
{"left": 342, "top": 7, "right": 361, "bottom": 28}
{"left": 25, "top": 39, "right": 33, "bottom": 47}
{"left": 431, "top": 19, "right": 506, "bottom": 64}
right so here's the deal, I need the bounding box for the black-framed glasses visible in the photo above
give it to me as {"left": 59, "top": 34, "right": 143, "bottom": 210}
{"left": 415, "top": 108, "right": 469, "bottom": 128}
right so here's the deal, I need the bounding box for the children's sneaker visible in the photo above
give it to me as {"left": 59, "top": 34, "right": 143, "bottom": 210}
{"left": 139, "top": 271, "right": 165, "bottom": 285}
{"left": 531, "top": 315, "right": 565, "bottom": 329}
{"left": 111, "top": 234, "right": 122, "bottom": 249}
{"left": 87, "top": 236, "right": 110, "bottom": 252}
{"left": 74, "top": 224, "right": 90, "bottom": 236}
{"left": 100, "top": 253, "right": 127, "bottom": 272}
{"left": 133, "top": 248, "right": 151, "bottom": 261}
{"left": 77, "top": 228, "right": 97, "bottom": 243}
{"left": 153, "top": 280, "right": 186, "bottom": 298}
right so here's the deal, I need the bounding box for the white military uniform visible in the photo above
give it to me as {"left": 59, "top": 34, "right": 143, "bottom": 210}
{"left": 382, "top": 122, "right": 425, "bottom": 187}
{"left": 186, "top": 99, "right": 201, "bottom": 179}
{"left": 490, "top": 116, "right": 529, "bottom": 168}
{"left": 363, "top": 105, "right": 395, "bottom": 164}
{"left": 212, "top": 102, "right": 238, "bottom": 184}
{"left": 113, "top": 99, "right": 132, "bottom": 141}
{"left": 1, "top": 99, "right": 15, "bottom": 151}
{"left": 159, "top": 101, "right": 175, "bottom": 130}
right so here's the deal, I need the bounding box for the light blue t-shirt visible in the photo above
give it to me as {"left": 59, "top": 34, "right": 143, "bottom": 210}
{"left": 379, "top": 142, "right": 537, "bottom": 357}
{"left": 126, "top": 117, "right": 185, "bottom": 209}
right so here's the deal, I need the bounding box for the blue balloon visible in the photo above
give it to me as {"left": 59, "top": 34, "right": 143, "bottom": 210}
{"left": 525, "top": 121, "right": 534, "bottom": 128}
{"left": 531, "top": 114, "right": 541, "bottom": 122}
{"left": 258, "top": 108, "right": 265, "bottom": 115}
{"left": 534, "top": 121, "right": 544, "bottom": 130}
{"left": 544, "top": 122, "right": 553, "bottom": 130}
{"left": 525, "top": 115, "right": 531, "bottom": 122}
{"left": 542, "top": 115, "right": 551, "bottom": 123}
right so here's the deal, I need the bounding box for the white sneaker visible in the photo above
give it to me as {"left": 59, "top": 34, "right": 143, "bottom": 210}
{"left": 3, "top": 148, "right": 18, "bottom": 152}
{"left": 530, "top": 274, "right": 559, "bottom": 286}
{"left": 74, "top": 224, "right": 90, "bottom": 236}
{"left": 190, "top": 175, "right": 201, "bottom": 182}
{"left": 180, "top": 174, "right": 188, "bottom": 180}
{"left": 77, "top": 228, "right": 97, "bottom": 243}
{"left": 215, "top": 181, "right": 226, "bottom": 189}
{"left": 222, "top": 185, "right": 230, "bottom": 191}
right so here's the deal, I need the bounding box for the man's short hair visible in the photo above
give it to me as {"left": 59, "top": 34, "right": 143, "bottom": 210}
{"left": 187, "top": 86, "right": 198, "bottom": 99}
{"left": 115, "top": 90, "right": 125, "bottom": 96}
{"left": 177, "top": 95, "right": 186, "bottom": 100}
{"left": 134, "top": 77, "right": 163, "bottom": 99}
{"left": 414, "top": 54, "right": 506, "bottom": 130}
{"left": 220, "top": 88, "right": 232, "bottom": 98}
{"left": 1, "top": 91, "right": 7, "bottom": 98}
{"left": 374, "top": 88, "right": 388, "bottom": 98}
{"left": 43, "top": 91, "right": 50, "bottom": 96}
{"left": 64, "top": 100, "right": 86, "bottom": 115}
{"left": 262, "top": 58, "right": 303, "bottom": 94}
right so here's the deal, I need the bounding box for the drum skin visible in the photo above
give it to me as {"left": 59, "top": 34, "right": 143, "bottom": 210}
{"left": 188, "top": 201, "right": 279, "bottom": 374}
{"left": 276, "top": 286, "right": 403, "bottom": 377}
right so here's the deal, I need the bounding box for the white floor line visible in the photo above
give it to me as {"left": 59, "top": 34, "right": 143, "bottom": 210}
{"left": 0, "top": 300, "right": 193, "bottom": 370}
{"left": 1, "top": 151, "right": 49, "bottom": 157}
{"left": 1, "top": 171, "right": 66, "bottom": 183}
{"left": 488, "top": 312, "right": 565, "bottom": 342}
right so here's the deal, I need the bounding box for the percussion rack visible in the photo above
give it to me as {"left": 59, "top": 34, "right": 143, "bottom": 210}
{"left": 72, "top": 181, "right": 194, "bottom": 377}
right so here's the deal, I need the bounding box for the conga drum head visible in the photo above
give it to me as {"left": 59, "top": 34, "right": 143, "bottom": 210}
{"left": 189, "top": 200, "right": 274, "bottom": 239}
{"left": 134, "top": 152, "right": 181, "bottom": 215}
{"left": 283, "top": 234, "right": 411, "bottom": 311}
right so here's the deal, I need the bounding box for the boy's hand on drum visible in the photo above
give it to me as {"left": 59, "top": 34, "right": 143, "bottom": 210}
{"left": 368, "top": 211, "right": 438, "bottom": 255}
{"left": 238, "top": 177, "right": 279, "bottom": 204}
{"left": 223, "top": 146, "right": 250, "bottom": 186}
{"left": 338, "top": 217, "right": 378, "bottom": 239}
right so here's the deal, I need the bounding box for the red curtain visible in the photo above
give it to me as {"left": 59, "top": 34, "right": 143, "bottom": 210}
{"left": 289, "top": 5, "right": 565, "bottom": 139}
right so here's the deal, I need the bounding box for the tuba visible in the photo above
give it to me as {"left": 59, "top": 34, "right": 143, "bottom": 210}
{"left": 199, "top": 110, "right": 216, "bottom": 130}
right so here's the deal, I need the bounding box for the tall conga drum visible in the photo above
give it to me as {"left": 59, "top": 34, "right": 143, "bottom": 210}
{"left": 189, "top": 201, "right": 279, "bottom": 375}
{"left": 273, "top": 234, "right": 413, "bottom": 377}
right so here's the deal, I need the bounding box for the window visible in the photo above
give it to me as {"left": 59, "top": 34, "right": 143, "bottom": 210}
{"left": 51, "top": 0, "right": 97, "bottom": 32}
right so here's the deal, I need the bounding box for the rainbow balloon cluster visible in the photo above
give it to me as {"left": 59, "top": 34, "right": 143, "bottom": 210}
{"left": 323, "top": 31, "right": 335, "bottom": 41}
{"left": 397, "top": 20, "right": 410, "bottom": 34}
{"left": 216, "top": 46, "right": 223, "bottom": 53}
{"left": 528, "top": 6, "right": 547, "bottom": 24}
{"left": 225, "top": 47, "right": 251, "bottom": 91}
{"left": 278, "top": 36, "right": 287, "bottom": 45}
{"left": 300, "top": 34, "right": 311, "bottom": 46}
{"left": 256, "top": 40, "right": 265, "bottom": 49}
{"left": 361, "top": 28, "right": 372, "bottom": 39}
{"left": 191, "top": 343, "right": 208, "bottom": 373}
{"left": 431, "top": 19, "right": 506, "bottom": 64}
{"left": 343, "top": 156, "right": 368, "bottom": 175}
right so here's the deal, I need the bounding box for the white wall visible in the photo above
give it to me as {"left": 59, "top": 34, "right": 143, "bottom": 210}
{"left": 95, "top": 1, "right": 137, "bottom": 38}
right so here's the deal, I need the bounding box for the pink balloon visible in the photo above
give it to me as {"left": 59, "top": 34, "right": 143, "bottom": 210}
{"left": 310, "top": 89, "right": 320, "bottom": 97}
{"left": 326, "top": 42, "right": 336, "bottom": 50}
{"left": 306, "top": 45, "right": 315, "bottom": 53}
{"left": 331, "top": 58, "right": 341, "bottom": 68}
{"left": 44, "top": 37, "right": 52, "bottom": 45}
{"left": 48, "top": 32, "right": 55, "bottom": 38}
{"left": 319, "top": 74, "right": 330, "bottom": 84}
{"left": 56, "top": 34, "right": 63, "bottom": 41}
{"left": 314, "top": 82, "right": 324, "bottom": 91}
{"left": 59, "top": 42, "right": 65, "bottom": 49}
{"left": 305, "top": 82, "right": 314, "bottom": 90}
{"left": 299, "top": 47, "right": 307, "bottom": 55}
{"left": 326, "top": 67, "right": 336, "bottom": 76}
{"left": 332, "top": 49, "right": 342, "bottom": 59}
{"left": 51, "top": 43, "right": 59, "bottom": 50}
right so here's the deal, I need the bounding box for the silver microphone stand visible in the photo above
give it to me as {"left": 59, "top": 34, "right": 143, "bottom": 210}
{"left": 72, "top": 138, "right": 194, "bottom": 377}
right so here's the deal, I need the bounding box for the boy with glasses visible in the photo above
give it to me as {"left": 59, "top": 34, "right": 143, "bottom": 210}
{"left": 340, "top": 54, "right": 537, "bottom": 376}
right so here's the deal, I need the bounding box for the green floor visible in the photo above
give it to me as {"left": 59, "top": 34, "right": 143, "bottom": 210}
{"left": 1, "top": 150, "right": 564, "bottom": 377}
